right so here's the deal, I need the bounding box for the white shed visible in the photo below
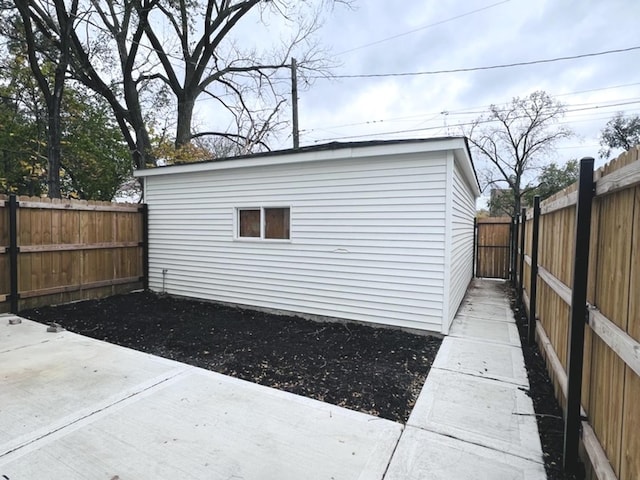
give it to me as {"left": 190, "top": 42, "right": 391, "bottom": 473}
{"left": 135, "top": 137, "right": 480, "bottom": 334}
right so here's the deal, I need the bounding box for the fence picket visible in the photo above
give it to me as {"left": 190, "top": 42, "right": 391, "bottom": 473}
{"left": 1, "top": 195, "right": 145, "bottom": 313}
{"left": 504, "top": 147, "right": 640, "bottom": 480}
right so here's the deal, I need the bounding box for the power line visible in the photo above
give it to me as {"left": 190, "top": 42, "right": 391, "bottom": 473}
{"left": 554, "top": 82, "right": 640, "bottom": 98}
{"left": 308, "top": 99, "right": 640, "bottom": 143}
{"left": 315, "top": 45, "right": 640, "bottom": 79}
{"left": 556, "top": 144, "right": 600, "bottom": 150}
{"left": 337, "top": 0, "right": 512, "bottom": 56}
{"left": 421, "top": 83, "right": 640, "bottom": 117}
{"left": 301, "top": 94, "right": 640, "bottom": 136}
{"left": 564, "top": 99, "right": 640, "bottom": 114}
{"left": 300, "top": 111, "right": 439, "bottom": 133}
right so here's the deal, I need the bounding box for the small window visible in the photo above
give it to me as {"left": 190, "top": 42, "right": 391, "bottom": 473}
{"left": 265, "top": 207, "right": 290, "bottom": 239}
{"left": 239, "top": 209, "right": 260, "bottom": 237}
{"left": 236, "top": 207, "right": 290, "bottom": 240}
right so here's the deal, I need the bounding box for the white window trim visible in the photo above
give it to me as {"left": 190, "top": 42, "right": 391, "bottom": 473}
{"left": 234, "top": 206, "right": 291, "bottom": 242}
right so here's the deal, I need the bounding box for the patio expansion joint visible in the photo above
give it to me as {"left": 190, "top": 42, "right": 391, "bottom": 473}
{"left": 447, "top": 333, "right": 522, "bottom": 349}
{"left": 452, "top": 312, "right": 515, "bottom": 323}
{"left": 0, "top": 339, "right": 54, "bottom": 355}
{"left": 453, "top": 312, "right": 515, "bottom": 323}
{"left": 402, "top": 425, "right": 545, "bottom": 466}
{"left": 430, "top": 365, "right": 530, "bottom": 390}
{"left": 0, "top": 366, "right": 193, "bottom": 464}
{"left": 380, "top": 425, "right": 405, "bottom": 479}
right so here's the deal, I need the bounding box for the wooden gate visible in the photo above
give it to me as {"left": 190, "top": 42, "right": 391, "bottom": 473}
{"left": 475, "top": 217, "right": 512, "bottom": 279}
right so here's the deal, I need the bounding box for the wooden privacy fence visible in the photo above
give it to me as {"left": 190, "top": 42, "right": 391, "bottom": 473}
{"left": 474, "top": 217, "right": 512, "bottom": 279}
{"left": 513, "top": 147, "right": 640, "bottom": 480}
{"left": 0, "top": 195, "right": 147, "bottom": 313}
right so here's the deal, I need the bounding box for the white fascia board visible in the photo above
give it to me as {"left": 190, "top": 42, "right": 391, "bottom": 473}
{"left": 453, "top": 148, "right": 481, "bottom": 198}
{"left": 134, "top": 138, "right": 470, "bottom": 178}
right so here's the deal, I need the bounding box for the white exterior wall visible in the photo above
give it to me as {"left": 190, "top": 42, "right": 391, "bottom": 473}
{"left": 445, "top": 157, "right": 477, "bottom": 332}
{"left": 145, "top": 152, "right": 449, "bottom": 332}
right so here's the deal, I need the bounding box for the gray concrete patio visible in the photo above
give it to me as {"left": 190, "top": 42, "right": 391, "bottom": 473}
{"left": 0, "top": 279, "right": 546, "bottom": 479}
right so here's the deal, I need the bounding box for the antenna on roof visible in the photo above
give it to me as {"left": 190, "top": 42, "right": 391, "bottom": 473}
{"left": 441, "top": 111, "right": 449, "bottom": 135}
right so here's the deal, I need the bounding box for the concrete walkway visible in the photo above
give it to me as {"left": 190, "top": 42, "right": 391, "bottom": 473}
{"left": 0, "top": 279, "right": 545, "bottom": 479}
{"left": 384, "top": 279, "right": 546, "bottom": 479}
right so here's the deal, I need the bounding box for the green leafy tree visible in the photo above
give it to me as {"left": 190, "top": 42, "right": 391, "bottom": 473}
{"left": 487, "top": 187, "right": 513, "bottom": 217}
{"left": 599, "top": 112, "right": 640, "bottom": 159}
{"left": 0, "top": 97, "right": 46, "bottom": 195}
{"left": 14, "top": 0, "right": 80, "bottom": 198}
{"left": 0, "top": 53, "right": 47, "bottom": 195}
{"left": 523, "top": 159, "right": 579, "bottom": 206}
{"left": 60, "top": 90, "right": 132, "bottom": 200}
{"left": 9, "top": 0, "right": 349, "bottom": 169}
{"left": 469, "top": 91, "right": 573, "bottom": 217}
{"left": 0, "top": 49, "right": 132, "bottom": 199}
{"left": 487, "top": 160, "right": 579, "bottom": 216}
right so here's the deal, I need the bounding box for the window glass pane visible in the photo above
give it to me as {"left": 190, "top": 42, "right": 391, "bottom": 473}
{"left": 239, "top": 209, "right": 260, "bottom": 237}
{"left": 265, "top": 207, "right": 290, "bottom": 239}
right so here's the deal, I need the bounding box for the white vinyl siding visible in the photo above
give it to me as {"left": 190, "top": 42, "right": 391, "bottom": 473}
{"left": 145, "top": 152, "right": 448, "bottom": 331}
{"left": 446, "top": 159, "right": 477, "bottom": 331}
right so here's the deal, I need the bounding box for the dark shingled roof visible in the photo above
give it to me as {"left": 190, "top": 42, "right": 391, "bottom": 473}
{"left": 170, "top": 136, "right": 470, "bottom": 165}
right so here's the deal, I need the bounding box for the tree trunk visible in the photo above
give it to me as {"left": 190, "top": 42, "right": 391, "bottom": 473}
{"left": 123, "top": 72, "right": 153, "bottom": 169}
{"left": 175, "top": 96, "right": 195, "bottom": 148}
{"left": 134, "top": 123, "right": 153, "bottom": 169}
{"left": 513, "top": 189, "right": 521, "bottom": 219}
{"left": 46, "top": 108, "right": 62, "bottom": 198}
{"left": 47, "top": 62, "right": 67, "bottom": 199}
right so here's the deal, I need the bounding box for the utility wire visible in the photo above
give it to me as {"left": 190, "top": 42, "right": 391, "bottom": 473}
{"left": 336, "top": 0, "right": 512, "bottom": 55}
{"left": 309, "top": 99, "right": 640, "bottom": 143}
{"left": 314, "top": 46, "right": 640, "bottom": 79}
{"left": 554, "top": 82, "right": 640, "bottom": 98}
{"left": 301, "top": 96, "right": 640, "bottom": 135}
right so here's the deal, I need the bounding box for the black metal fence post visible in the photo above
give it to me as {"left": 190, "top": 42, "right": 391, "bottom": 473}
{"left": 141, "top": 203, "right": 149, "bottom": 290}
{"left": 472, "top": 217, "right": 477, "bottom": 277}
{"left": 563, "top": 157, "right": 595, "bottom": 474}
{"left": 8, "top": 194, "right": 19, "bottom": 313}
{"left": 519, "top": 207, "right": 526, "bottom": 300}
{"left": 511, "top": 214, "right": 519, "bottom": 286}
{"left": 528, "top": 196, "right": 541, "bottom": 345}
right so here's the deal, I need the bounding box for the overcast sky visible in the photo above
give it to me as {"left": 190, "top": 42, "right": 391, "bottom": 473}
{"left": 193, "top": 0, "right": 640, "bottom": 195}
{"left": 285, "top": 0, "right": 639, "bottom": 166}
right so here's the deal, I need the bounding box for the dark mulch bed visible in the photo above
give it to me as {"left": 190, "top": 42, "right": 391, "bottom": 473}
{"left": 21, "top": 291, "right": 441, "bottom": 423}
{"left": 22, "top": 285, "right": 585, "bottom": 478}
{"left": 505, "top": 283, "right": 585, "bottom": 480}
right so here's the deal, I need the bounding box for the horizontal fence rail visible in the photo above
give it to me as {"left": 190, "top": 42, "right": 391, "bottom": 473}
{"left": 0, "top": 195, "right": 146, "bottom": 313}
{"left": 512, "top": 147, "right": 640, "bottom": 480}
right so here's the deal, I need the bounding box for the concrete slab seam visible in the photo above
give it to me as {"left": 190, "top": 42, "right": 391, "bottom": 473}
{"left": 447, "top": 333, "right": 522, "bottom": 348}
{"left": 397, "top": 427, "right": 545, "bottom": 467}
{"left": 430, "top": 365, "right": 531, "bottom": 389}
{"left": 411, "top": 425, "right": 544, "bottom": 465}
{"left": 378, "top": 425, "right": 405, "bottom": 480}
{"left": 0, "top": 339, "right": 54, "bottom": 355}
{"left": 460, "top": 312, "right": 514, "bottom": 322}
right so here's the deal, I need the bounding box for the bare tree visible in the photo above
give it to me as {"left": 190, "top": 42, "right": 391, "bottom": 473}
{"left": 138, "top": 0, "right": 344, "bottom": 151}
{"left": 14, "top": 0, "right": 347, "bottom": 170}
{"left": 468, "top": 91, "right": 573, "bottom": 217}
{"left": 7, "top": 0, "right": 157, "bottom": 169}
